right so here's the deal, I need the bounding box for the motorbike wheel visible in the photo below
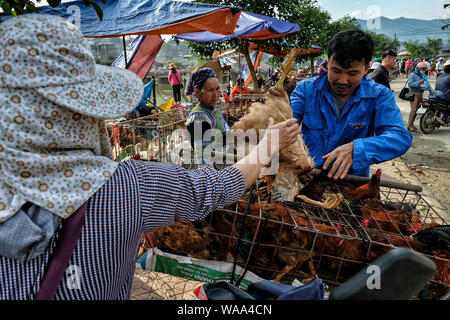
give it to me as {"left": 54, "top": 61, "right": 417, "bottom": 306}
{"left": 420, "top": 109, "right": 436, "bottom": 134}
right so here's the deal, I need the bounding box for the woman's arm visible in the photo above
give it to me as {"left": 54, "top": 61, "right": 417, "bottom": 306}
{"left": 137, "top": 118, "right": 300, "bottom": 230}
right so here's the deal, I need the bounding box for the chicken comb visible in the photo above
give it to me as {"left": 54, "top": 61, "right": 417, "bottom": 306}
{"left": 275, "top": 48, "right": 297, "bottom": 89}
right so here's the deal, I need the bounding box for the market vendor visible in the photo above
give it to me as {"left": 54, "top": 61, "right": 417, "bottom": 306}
{"left": 185, "top": 68, "right": 230, "bottom": 159}
{"left": 289, "top": 30, "right": 413, "bottom": 179}
{"left": 229, "top": 78, "right": 254, "bottom": 99}
{"left": 0, "top": 14, "right": 300, "bottom": 300}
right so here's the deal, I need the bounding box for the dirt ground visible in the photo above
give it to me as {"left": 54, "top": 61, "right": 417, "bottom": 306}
{"left": 385, "top": 77, "right": 450, "bottom": 221}
{"left": 130, "top": 76, "right": 450, "bottom": 300}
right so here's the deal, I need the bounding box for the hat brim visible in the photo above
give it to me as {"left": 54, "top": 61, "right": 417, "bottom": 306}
{"left": 36, "top": 65, "right": 144, "bottom": 119}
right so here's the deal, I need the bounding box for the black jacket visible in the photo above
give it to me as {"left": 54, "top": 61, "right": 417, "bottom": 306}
{"left": 368, "top": 65, "right": 391, "bottom": 89}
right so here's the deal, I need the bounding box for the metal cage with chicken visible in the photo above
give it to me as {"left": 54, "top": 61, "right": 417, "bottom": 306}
{"left": 146, "top": 179, "right": 449, "bottom": 300}
{"left": 106, "top": 106, "right": 191, "bottom": 165}
{"left": 219, "top": 94, "right": 266, "bottom": 127}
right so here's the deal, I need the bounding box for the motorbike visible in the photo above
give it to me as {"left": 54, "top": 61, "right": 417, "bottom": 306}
{"left": 419, "top": 97, "right": 450, "bottom": 134}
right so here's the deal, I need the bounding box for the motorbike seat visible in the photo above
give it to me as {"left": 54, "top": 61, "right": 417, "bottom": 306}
{"left": 426, "top": 98, "right": 449, "bottom": 108}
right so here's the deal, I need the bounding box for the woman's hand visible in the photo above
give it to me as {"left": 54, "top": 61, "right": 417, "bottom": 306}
{"left": 233, "top": 118, "right": 300, "bottom": 188}
{"left": 261, "top": 118, "right": 299, "bottom": 158}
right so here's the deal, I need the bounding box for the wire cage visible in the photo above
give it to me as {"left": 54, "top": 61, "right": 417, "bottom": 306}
{"left": 147, "top": 181, "right": 449, "bottom": 300}
{"left": 219, "top": 94, "right": 266, "bottom": 127}
{"left": 106, "top": 106, "right": 191, "bottom": 164}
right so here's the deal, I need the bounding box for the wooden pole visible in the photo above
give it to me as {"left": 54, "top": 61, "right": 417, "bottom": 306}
{"left": 122, "top": 36, "right": 128, "bottom": 69}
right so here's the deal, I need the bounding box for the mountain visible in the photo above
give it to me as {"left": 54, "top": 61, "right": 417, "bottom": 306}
{"left": 356, "top": 16, "right": 449, "bottom": 48}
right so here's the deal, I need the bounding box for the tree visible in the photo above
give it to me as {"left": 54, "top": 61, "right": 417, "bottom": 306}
{"left": 368, "top": 32, "right": 400, "bottom": 58}
{"left": 426, "top": 38, "right": 443, "bottom": 57}
{"left": 0, "top": 0, "right": 104, "bottom": 22}
{"left": 404, "top": 40, "right": 432, "bottom": 59}
{"left": 321, "top": 15, "right": 362, "bottom": 51}
{"left": 190, "top": 0, "right": 334, "bottom": 89}
{"left": 442, "top": 3, "right": 450, "bottom": 30}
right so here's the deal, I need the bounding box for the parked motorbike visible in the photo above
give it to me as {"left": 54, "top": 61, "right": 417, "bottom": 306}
{"left": 419, "top": 98, "right": 450, "bottom": 134}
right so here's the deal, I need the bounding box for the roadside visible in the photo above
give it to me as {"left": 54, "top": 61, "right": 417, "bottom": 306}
{"left": 374, "top": 77, "right": 450, "bottom": 221}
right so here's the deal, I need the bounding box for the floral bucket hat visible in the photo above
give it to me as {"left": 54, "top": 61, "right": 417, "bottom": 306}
{"left": 0, "top": 13, "right": 144, "bottom": 118}
{"left": 0, "top": 14, "right": 144, "bottom": 223}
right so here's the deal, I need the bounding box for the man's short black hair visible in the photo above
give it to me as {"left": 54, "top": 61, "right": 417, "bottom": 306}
{"left": 328, "top": 30, "right": 374, "bottom": 68}
{"left": 382, "top": 50, "right": 398, "bottom": 59}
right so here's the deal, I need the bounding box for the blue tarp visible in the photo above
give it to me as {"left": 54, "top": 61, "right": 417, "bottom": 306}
{"left": 175, "top": 11, "right": 299, "bottom": 43}
{"left": 139, "top": 80, "right": 154, "bottom": 107}
{"left": 112, "top": 35, "right": 145, "bottom": 69}
{"left": 3, "top": 0, "right": 241, "bottom": 37}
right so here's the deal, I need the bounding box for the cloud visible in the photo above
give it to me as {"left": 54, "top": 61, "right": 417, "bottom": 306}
{"left": 350, "top": 10, "right": 362, "bottom": 18}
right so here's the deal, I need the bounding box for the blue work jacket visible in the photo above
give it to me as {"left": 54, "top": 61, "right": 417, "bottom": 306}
{"left": 290, "top": 74, "right": 412, "bottom": 177}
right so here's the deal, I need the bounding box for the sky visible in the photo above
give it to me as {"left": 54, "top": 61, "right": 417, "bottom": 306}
{"left": 317, "top": 0, "right": 448, "bottom": 20}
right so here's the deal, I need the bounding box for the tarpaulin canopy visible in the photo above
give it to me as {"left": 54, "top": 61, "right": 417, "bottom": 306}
{"left": 175, "top": 11, "right": 299, "bottom": 43}
{"left": 249, "top": 42, "right": 323, "bottom": 58}
{"left": 22, "top": 0, "right": 241, "bottom": 37}
{"left": 138, "top": 80, "right": 155, "bottom": 107}
{"left": 112, "top": 35, "right": 164, "bottom": 79}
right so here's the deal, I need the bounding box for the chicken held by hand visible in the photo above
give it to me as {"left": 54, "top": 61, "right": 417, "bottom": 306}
{"left": 232, "top": 87, "right": 315, "bottom": 201}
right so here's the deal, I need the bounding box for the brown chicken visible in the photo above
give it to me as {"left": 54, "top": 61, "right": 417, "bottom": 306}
{"left": 346, "top": 169, "right": 382, "bottom": 201}
{"left": 359, "top": 203, "right": 423, "bottom": 236}
{"left": 231, "top": 87, "right": 314, "bottom": 201}
{"left": 151, "top": 222, "right": 208, "bottom": 259}
{"left": 334, "top": 224, "right": 450, "bottom": 295}
{"left": 234, "top": 200, "right": 343, "bottom": 282}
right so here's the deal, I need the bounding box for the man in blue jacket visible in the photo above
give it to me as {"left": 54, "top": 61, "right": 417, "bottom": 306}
{"left": 290, "top": 30, "right": 412, "bottom": 179}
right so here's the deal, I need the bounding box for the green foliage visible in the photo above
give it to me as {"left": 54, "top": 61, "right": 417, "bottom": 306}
{"left": 368, "top": 32, "right": 400, "bottom": 58}
{"left": 404, "top": 38, "right": 443, "bottom": 59}
{"left": 189, "top": 1, "right": 365, "bottom": 63}
{"left": 0, "top": 0, "right": 105, "bottom": 21}
{"left": 442, "top": 3, "right": 449, "bottom": 30}
{"left": 191, "top": 0, "right": 333, "bottom": 61}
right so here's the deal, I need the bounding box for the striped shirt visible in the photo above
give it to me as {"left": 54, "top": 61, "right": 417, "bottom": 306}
{"left": 0, "top": 160, "right": 246, "bottom": 300}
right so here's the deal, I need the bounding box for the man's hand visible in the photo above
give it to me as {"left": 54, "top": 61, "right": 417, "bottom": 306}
{"left": 419, "top": 79, "right": 424, "bottom": 84}
{"left": 322, "top": 142, "right": 354, "bottom": 180}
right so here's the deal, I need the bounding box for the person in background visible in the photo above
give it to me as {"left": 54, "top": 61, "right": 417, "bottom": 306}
{"left": 429, "top": 58, "right": 436, "bottom": 77}
{"left": 0, "top": 14, "right": 300, "bottom": 300}
{"left": 424, "top": 59, "right": 431, "bottom": 76}
{"left": 256, "top": 73, "right": 266, "bottom": 91}
{"left": 168, "top": 63, "right": 182, "bottom": 104}
{"left": 319, "top": 60, "right": 328, "bottom": 76}
{"left": 185, "top": 68, "right": 230, "bottom": 156}
{"left": 436, "top": 58, "right": 445, "bottom": 77}
{"left": 407, "top": 61, "right": 430, "bottom": 132}
{"left": 406, "top": 58, "right": 413, "bottom": 77}
{"left": 434, "top": 60, "right": 450, "bottom": 104}
{"left": 368, "top": 50, "right": 398, "bottom": 90}
{"left": 230, "top": 78, "right": 253, "bottom": 99}
{"left": 289, "top": 30, "right": 412, "bottom": 179}
{"left": 367, "top": 61, "right": 380, "bottom": 75}
{"left": 400, "top": 59, "right": 406, "bottom": 79}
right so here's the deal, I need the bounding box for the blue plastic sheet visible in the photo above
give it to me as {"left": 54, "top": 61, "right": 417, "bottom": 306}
{"left": 1, "top": 0, "right": 241, "bottom": 37}
{"left": 175, "top": 11, "right": 300, "bottom": 43}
